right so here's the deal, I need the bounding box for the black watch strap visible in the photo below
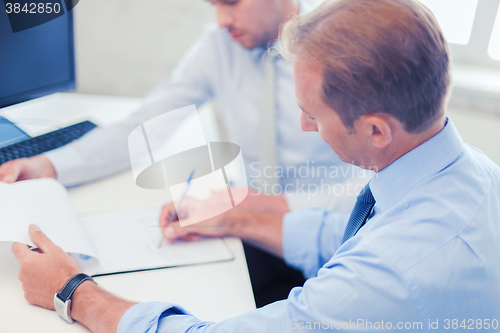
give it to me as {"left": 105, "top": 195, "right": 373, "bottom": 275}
{"left": 56, "top": 273, "right": 93, "bottom": 301}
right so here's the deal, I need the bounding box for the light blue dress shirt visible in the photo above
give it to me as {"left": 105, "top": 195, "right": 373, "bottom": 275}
{"left": 45, "top": 23, "right": 354, "bottom": 196}
{"left": 117, "top": 118, "right": 500, "bottom": 332}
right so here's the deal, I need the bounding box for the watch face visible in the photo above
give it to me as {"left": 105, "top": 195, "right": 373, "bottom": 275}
{"left": 54, "top": 294, "right": 74, "bottom": 324}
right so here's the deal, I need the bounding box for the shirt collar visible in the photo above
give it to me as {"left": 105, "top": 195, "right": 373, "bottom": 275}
{"left": 370, "top": 117, "right": 464, "bottom": 213}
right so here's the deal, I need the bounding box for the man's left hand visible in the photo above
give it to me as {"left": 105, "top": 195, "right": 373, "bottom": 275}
{"left": 12, "top": 224, "right": 82, "bottom": 310}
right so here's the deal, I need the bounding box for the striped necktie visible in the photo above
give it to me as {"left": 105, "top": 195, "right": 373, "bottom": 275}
{"left": 341, "top": 183, "right": 376, "bottom": 244}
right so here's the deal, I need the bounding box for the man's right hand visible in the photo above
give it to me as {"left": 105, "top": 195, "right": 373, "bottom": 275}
{"left": 159, "top": 197, "right": 237, "bottom": 243}
{"left": 0, "top": 155, "right": 57, "bottom": 183}
{"left": 159, "top": 195, "right": 284, "bottom": 257}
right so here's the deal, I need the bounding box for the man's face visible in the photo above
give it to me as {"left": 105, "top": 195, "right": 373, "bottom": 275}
{"left": 293, "top": 58, "right": 368, "bottom": 167}
{"left": 207, "top": 0, "right": 286, "bottom": 49}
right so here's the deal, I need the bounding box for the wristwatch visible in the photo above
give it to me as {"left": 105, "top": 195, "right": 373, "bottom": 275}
{"left": 54, "top": 273, "right": 94, "bottom": 324}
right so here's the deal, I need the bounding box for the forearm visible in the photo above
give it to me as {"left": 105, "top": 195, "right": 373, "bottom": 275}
{"left": 71, "top": 281, "right": 137, "bottom": 333}
{"left": 230, "top": 211, "right": 283, "bottom": 257}
{"left": 239, "top": 192, "right": 289, "bottom": 215}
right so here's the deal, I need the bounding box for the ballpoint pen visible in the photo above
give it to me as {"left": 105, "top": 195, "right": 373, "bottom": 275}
{"left": 158, "top": 170, "right": 195, "bottom": 248}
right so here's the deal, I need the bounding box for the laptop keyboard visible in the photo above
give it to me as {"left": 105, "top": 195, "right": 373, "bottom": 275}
{"left": 0, "top": 120, "right": 97, "bottom": 165}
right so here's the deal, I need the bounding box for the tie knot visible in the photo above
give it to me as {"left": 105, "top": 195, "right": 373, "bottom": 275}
{"left": 357, "top": 183, "right": 375, "bottom": 205}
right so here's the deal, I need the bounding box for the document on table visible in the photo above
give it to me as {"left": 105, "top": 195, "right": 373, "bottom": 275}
{"left": 0, "top": 178, "right": 234, "bottom": 276}
{"left": 80, "top": 209, "right": 233, "bottom": 276}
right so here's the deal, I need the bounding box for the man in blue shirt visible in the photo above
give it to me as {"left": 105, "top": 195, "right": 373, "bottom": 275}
{"left": 12, "top": 0, "right": 500, "bottom": 331}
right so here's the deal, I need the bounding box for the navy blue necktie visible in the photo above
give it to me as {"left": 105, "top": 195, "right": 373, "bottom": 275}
{"left": 341, "top": 183, "right": 376, "bottom": 244}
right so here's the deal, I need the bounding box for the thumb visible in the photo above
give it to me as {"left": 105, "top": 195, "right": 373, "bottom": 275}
{"left": 163, "top": 222, "right": 192, "bottom": 242}
{"left": 29, "top": 224, "right": 55, "bottom": 253}
{"left": 0, "top": 162, "right": 21, "bottom": 183}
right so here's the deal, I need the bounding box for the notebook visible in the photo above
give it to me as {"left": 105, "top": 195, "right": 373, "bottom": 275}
{"left": 0, "top": 178, "right": 233, "bottom": 276}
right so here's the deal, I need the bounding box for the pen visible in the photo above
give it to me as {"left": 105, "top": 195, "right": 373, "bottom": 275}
{"left": 158, "top": 170, "right": 195, "bottom": 248}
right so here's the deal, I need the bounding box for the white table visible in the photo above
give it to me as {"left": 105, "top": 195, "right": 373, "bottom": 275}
{"left": 0, "top": 94, "right": 256, "bottom": 332}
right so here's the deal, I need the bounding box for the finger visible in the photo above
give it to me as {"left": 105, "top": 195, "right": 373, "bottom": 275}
{"left": 159, "top": 203, "right": 177, "bottom": 228}
{"left": 163, "top": 222, "right": 192, "bottom": 241}
{"left": 177, "top": 204, "right": 192, "bottom": 220}
{"left": 179, "top": 234, "right": 201, "bottom": 242}
{"left": 0, "top": 161, "right": 21, "bottom": 183}
{"left": 159, "top": 205, "right": 169, "bottom": 228}
{"left": 12, "top": 242, "right": 31, "bottom": 262}
{"left": 29, "top": 224, "right": 55, "bottom": 253}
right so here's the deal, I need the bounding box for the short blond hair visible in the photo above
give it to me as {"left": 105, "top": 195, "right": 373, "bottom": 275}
{"left": 281, "top": 0, "right": 450, "bottom": 133}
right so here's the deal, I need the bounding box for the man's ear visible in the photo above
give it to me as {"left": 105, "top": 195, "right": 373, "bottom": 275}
{"left": 359, "top": 115, "right": 392, "bottom": 149}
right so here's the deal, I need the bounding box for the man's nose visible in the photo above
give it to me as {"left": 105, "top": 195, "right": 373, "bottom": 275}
{"left": 300, "top": 112, "right": 318, "bottom": 132}
{"left": 216, "top": 6, "right": 234, "bottom": 28}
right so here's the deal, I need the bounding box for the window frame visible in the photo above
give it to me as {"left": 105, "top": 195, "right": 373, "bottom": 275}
{"left": 449, "top": 0, "right": 500, "bottom": 68}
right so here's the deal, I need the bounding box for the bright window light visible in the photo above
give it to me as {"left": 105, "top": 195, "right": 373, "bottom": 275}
{"left": 419, "top": 0, "right": 478, "bottom": 45}
{"left": 488, "top": 5, "right": 500, "bottom": 60}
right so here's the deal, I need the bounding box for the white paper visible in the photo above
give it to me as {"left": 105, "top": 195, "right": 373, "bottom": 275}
{"left": 80, "top": 209, "right": 234, "bottom": 275}
{"left": 0, "top": 179, "right": 99, "bottom": 274}
{"left": 0, "top": 179, "right": 233, "bottom": 276}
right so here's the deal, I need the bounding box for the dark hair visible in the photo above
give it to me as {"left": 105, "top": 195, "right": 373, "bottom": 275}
{"left": 281, "top": 0, "right": 451, "bottom": 133}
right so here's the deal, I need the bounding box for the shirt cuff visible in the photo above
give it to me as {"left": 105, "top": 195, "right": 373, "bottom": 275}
{"left": 44, "top": 146, "right": 87, "bottom": 187}
{"left": 282, "top": 208, "right": 326, "bottom": 278}
{"left": 118, "top": 302, "right": 189, "bottom": 333}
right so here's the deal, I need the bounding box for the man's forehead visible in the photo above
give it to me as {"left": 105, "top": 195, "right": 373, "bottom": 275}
{"left": 293, "top": 58, "right": 323, "bottom": 106}
{"left": 293, "top": 58, "right": 322, "bottom": 85}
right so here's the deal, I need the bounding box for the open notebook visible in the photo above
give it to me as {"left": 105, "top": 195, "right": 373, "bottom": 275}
{"left": 0, "top": 178, "right": 233, "bottom": 276}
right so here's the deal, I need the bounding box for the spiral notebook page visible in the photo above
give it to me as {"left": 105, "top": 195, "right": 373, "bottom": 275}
{"left": 80, "top": 208, "right": 234, "bottom": 276}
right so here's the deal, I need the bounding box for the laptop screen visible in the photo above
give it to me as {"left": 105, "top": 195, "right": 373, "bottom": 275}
{"left": 0, "top": 3, "right": 75, "bottom": 109}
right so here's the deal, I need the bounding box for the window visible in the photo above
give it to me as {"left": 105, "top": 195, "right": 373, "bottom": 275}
{"left": 488, "top": 4, "right": 500, "bottom": 60}
{"left": 419, "top": 0, "right": 500, "bottom": 113}
{"left": 419, "top": 0, "right": 478, "bottom": 45}
{"left": 419, "top": 0, "right": 500, "bottom": 68}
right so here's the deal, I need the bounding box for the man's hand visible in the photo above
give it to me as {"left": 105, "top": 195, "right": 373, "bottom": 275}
{"left": 0, "top": 156, "right": 57, "bottom": 183}
{"left": 160, "top": 198, "right": 236, "bottom": 243}
{"left": 12, "top": 224, "right": 82, "bottom": 309}
{"left": 159, "top": 195, "right": 285, "bottom": 257}
{"left": 12, "top": 225, "right": 137, "bottom": 332}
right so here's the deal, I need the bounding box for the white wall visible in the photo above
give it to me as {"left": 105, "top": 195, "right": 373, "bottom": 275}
{"left": 73, "top": 0, "right": 215, "bottom": 97}
{"left": 447, "top": 107, "right": 500, "bottom": 165}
